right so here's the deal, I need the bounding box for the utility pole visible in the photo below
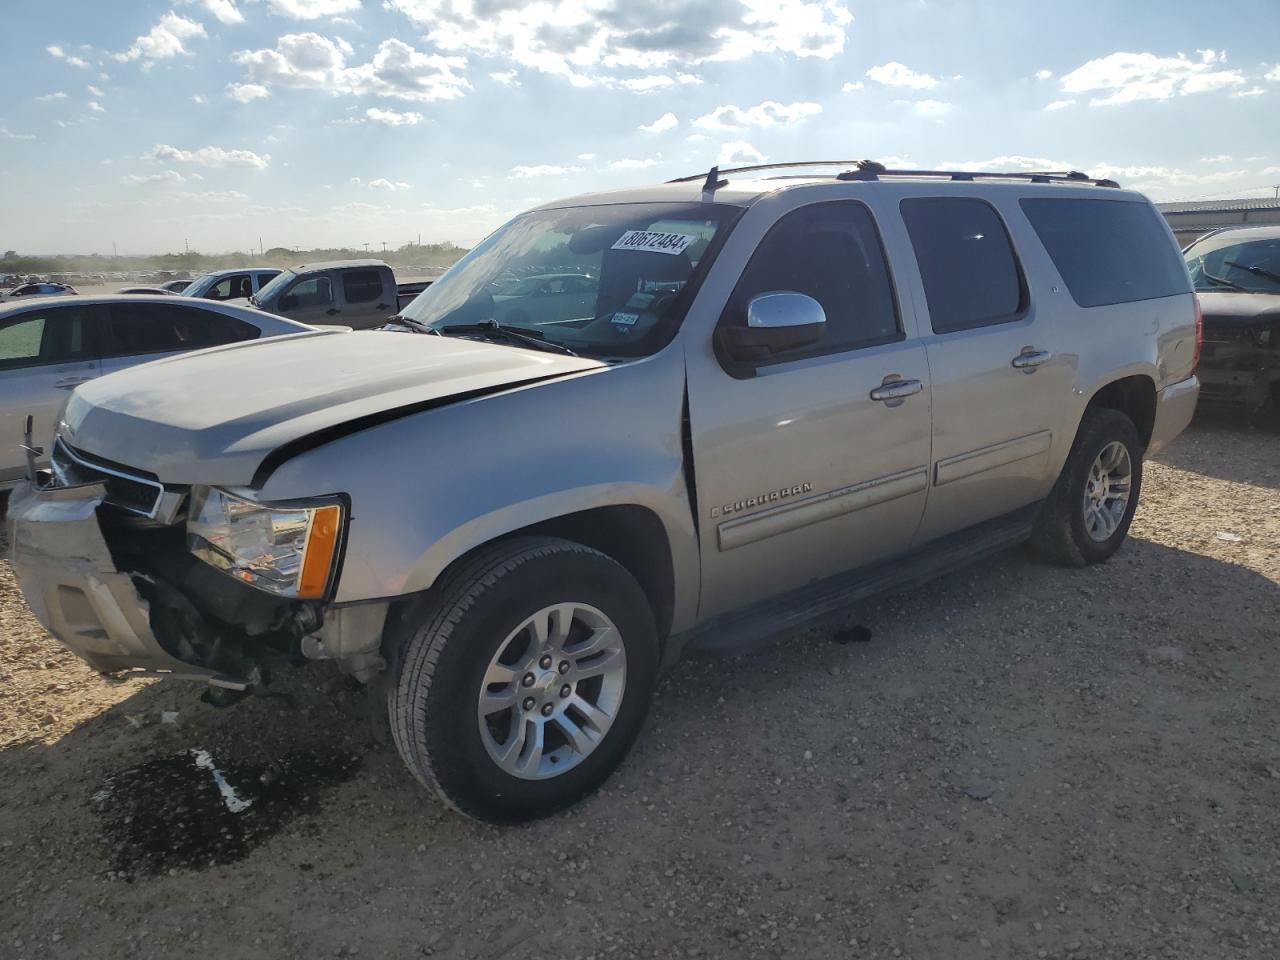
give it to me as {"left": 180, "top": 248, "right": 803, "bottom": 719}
{"left": 259, "top": 236, "right": 263, "bottom": 254}
{"left": 363, "top": 242, "right": 369, "bottom": 253}
{"left": 1273, "top": 184, "right": 1280, "bottom": 199}
{"left": 184, "top": 238, "right": 189, "bottom": 253}
{"left": 381, "top": 241, "right": 387, "bottom": 253}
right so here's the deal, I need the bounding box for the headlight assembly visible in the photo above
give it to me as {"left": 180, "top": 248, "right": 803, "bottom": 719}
{"left": 187, "top": 487, "right": 344, "bottom": 600}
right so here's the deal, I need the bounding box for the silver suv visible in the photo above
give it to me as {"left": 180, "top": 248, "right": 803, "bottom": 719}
{"left": 7, "top": 161, "right": 1200, "bottom": 823}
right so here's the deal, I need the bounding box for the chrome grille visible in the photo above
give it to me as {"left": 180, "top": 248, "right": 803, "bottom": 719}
{"left": 50, "top": 439, "right": 165, "bottom": 518}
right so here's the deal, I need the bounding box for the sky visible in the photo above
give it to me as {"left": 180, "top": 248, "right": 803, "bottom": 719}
{"left": 2, "top": 0, "right": 1279, "bottom": 255}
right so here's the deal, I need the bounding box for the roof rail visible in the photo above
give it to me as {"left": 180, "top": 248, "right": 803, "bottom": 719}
{"left": 668, "top": 160, "right": 1121, "bottom": 195}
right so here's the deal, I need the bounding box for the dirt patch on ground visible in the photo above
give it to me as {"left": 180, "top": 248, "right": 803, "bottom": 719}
{"left": 2, "top": 415, "right": 1278, "bottom": 960}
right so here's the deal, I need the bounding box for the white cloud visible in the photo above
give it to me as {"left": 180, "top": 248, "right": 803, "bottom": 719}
{"left": 235, "top": 34, "right": 470, "bottom": 103}
{"left": 718, "top": 140, "right": 765, "bottom": 165}
{"left": 841, "top": 80, "right": 864, "bottom": 92}
{"left": 266, "top": 0, "right": 362, "bottom": 17}
{"left": 192, "top": 93, "right": 206, "bottom": 104}
{"left": 47, "top": 45, "right": 90, "bottom": 69}
{"left": 1035, "top": 69, "right": 1053, "bottom": 80}
{"left": 36, "top": 91, "right": 68, "bottom": 101}
{"left": 147, "top": 143, "right": 271, "bottom": 169}
{"left": 1045, "top": 98, "right": 1075, "bottom": 111}
{"left": 366, "top": 107, "right": 423, "bottom": 125}
{"left": 1060, "top": 50, "right": 1246, "bottom": 106}
{"left": 639, "top": 112, "right": 677, "bottom": 134}
{"left": 368, "top": 178, "right": 412, "bottom": 191}
{"left": 226, "top": 82, "right": 270, "bottom": 102}
{"left": 88, "top": 100, "right": 105, "bottom": 113}
{"left": 87, "top": 84, "right": 104, "bottom": 97}
{"left": 900, "top": 98, "right": 953, "bottom": 117}
{"left": 693, "top": 99, "right": 821, "bottom": 131}
{"left": 866, "top": 61, "right": 940, "bottom": 90}
{"left": 576, "top": 153, "right": 596, "bottom": 161}
{"left": 123, "top": 169, "right": 188, "bottom": 184}
{"left": 490, "top": 70, "right": 519, "bottom": 86}
{"left": 197, "top": 0, "right": 244, "bottom": 23}
{"left": 511, "top": 164, "right": 582, "bottom": 177}
{"left": 1231, "top": 87, "right": 1265, "bottom": 98}
{"left": 114, "top": 13, "right": 207, "bottom": 63}
{"left": 1, "top": 126, "right": 36, "bottom": 141}
{"left": 940, "top": 155, "right": 1075, "bottom": 172}
{"left": 1267, "top": 65, "right": 1280, "bottom": 82}
{"left": 1201, "top": 154, "right": 1233, "bottom": 163}
{"left": 386, "top": 0, "right": 852, "bottom": 88}
{"left": 610, "top": 157, "right": 658, "bottom": 170}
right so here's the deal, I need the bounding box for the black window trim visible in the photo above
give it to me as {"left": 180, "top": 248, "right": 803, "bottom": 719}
{"left": 715, "top": 197, "right": 906, "bottom": 377}
{"left": 900, "top": 195, "right": 1032, "bottom": 337}
{"left": 0, "top": 304, "right": 101, "bottom": 371}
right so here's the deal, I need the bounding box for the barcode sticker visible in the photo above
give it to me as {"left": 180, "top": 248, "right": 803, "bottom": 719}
{"left": 611, "top": 230, "right": 695, "bottom": 256}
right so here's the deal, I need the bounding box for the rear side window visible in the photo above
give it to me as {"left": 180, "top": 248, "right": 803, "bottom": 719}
{"left": 901, "top": 198, "right": 1026, "bottom": 334}
{"left": 1020, "top": 198, "right": 1190, "bottom": 307}
{"left": 284, "top": 276, "right": 333, "bottom": 309}
{"left": 342, "top": 269, "right": 383, "bottom": 304}
{"left": 0, "top": 306, "right": 96, "bottom": 370}
{"left": 723, "top": 200, "right": 901, "bottom": 363}
{"left": 104, "top": 304, "right": 257, "bottom": 358}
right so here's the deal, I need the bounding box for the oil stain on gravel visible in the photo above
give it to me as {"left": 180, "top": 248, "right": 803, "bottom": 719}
{"left": 91, "top": 748, "right": 360, "bottom": 877}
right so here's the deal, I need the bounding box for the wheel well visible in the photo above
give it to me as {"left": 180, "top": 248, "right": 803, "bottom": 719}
{"left": 1085, "top": 375, "right": 1156, "bottom": 448}
{"left": 518, "top": 506, "right": 676, "bottom": 640}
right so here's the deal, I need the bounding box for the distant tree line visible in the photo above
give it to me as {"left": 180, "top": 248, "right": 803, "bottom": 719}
{"left": 0, "top": 241, "right": 469, "bottom": 276}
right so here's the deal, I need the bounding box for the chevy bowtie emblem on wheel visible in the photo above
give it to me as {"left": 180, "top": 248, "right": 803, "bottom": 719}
{"left": 711, "top": 482, "right": 813, "bottom": 519}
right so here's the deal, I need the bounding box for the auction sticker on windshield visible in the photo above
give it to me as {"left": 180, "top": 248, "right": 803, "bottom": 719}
{"left": 611, "top": 230, "right": 695, "bottom": 256}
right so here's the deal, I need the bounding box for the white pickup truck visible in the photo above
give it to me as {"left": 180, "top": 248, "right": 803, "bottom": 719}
{"left": 243, "top": 259, "right": 431, "bottom": 330}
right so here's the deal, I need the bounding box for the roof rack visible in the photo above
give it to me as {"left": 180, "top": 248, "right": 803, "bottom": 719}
{"left": 668, "top": 160, "right": 1120, "bottom": 197}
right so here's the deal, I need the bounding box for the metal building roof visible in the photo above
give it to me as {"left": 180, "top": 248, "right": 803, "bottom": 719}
{"left": 1156, "top": 198, "right": 1280, "bottom": 215}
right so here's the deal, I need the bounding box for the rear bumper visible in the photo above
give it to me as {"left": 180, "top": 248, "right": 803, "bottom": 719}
{"left": 6, "top": 481, "right": 226, "bottom": 682}
{"left": 1147, "top": 375, "right": 1199, "bottom": 457}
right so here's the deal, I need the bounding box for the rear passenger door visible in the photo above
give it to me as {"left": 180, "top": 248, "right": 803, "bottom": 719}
{"left": 688, "top": 198, "right": 933, "bottom": 620}
{"left": 339, "top": 268, "right": 393, "bottom": 328}
{"left": 900, "top": 195, "right": 1073, "bottom": 544}
{"left": 0, "top": 304, "right": 101, "bottom": 480}
{"left": 100, "top": 302, "right": 258, "bottom": 376}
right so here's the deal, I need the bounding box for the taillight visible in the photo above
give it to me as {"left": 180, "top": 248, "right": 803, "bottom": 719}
{"left": 1192, "top": 294, "right": 1203, "bottom": 375}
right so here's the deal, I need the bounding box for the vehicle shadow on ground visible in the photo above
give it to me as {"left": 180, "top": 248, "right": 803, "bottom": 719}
{"left": 1152, "top": 409, "right": 1280, "bottom": 488}
{"left": 2, "top": 533, "right": 1277, "bottom": 880}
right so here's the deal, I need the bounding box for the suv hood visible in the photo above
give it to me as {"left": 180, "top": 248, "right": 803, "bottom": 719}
{"left": 62, "top": 330, "right": 604, "bottom": 487}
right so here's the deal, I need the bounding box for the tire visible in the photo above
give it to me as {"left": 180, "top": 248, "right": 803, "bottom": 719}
{"left": 1030, "top": 408, "right": 1144, "bottom": 567}
{"left": 387, "top": 536, "right": 659, "bottom": 823}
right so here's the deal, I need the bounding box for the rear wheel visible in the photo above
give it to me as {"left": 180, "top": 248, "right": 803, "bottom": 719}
{"left": 1031, "top": 408, "right": 1144, "bottom": 566}
{"left": 388, "top": 537, "right": 658, "bottom": 823}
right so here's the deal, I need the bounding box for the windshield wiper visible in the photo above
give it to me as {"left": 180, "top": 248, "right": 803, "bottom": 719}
{"left": 1200, "top": 268, "right": 1249, "bottom": 292}
{"left": 439, "top": 320, "right": 579, "bottom": 357}
{"left": 384, "top": 314, "right": 437, "bottom": 334}
{"left": 1223, "top": 260, "right": 1280, "bottom": 287}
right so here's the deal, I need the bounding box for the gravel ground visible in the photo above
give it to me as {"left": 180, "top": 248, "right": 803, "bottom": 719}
{"left": 1, "top": 413, "right": 1278, "bottom": 960}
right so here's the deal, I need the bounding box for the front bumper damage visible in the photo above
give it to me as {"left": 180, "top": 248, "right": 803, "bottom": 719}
{"left": 7, "top": 480, "right": 388, "bottom": 689}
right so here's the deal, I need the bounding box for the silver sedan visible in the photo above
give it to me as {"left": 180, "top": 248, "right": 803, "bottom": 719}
{"left": 0, "top": 294, "right": 319, "bottom": 487}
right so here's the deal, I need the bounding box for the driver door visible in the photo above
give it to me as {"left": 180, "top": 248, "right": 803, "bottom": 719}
{"left": 277, "top": 273, "right": 340, "bottom": 326}
{"left": 686, "top": 198, "right": 933, "bottom": 620}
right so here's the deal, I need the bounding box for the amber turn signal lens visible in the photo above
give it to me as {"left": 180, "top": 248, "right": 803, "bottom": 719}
{"left": 297, "top": 504, "right": 342, "bottom": 599}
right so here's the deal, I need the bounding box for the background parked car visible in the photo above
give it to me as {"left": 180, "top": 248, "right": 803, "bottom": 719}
{"left": 160, "top": 279, "right": 192, "bottom": 293}
{"left": 1184, "top": 224, "right": 1280, "bottom": 422}
{"left": 247, "top": 259, "right": 427, "bottom": 329}
{"left": 0, "top": 295, "right": 319, "bottom": 487}
{"left": 4, "top": 282, "right": 77, "bottom": 299}
{"left": 182, "top": 268, "right": 282, "bottom": 302}
{"left": 117, "top": 286, "right": 177, "bottom": 296}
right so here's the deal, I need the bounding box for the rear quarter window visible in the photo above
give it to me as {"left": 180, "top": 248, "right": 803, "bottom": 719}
{"left": 1019, "top": 198, "right": 1190, "bottom": 308}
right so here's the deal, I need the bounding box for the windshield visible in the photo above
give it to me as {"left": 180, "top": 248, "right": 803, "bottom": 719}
{"left": 254, "top": 269, "right": 298, "bottom": 303}
{"left": 180, "top": 274, "right": 215, "bottom": 297}
{"left": 398, "top": 202, "right": 740, "bottom": 358}
{"left": 1186, "top": 234, "right": 1280, "bottom": 293}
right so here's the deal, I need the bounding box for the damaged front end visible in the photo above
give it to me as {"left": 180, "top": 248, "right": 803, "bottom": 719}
{"left": 6, "top": 440, "right": 386, "bottom": 693}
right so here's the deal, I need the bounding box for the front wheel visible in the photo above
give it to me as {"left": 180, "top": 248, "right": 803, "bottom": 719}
{"left": 387, "top": 537, "right": 659, "bottom": 823}
{"left": 1030, "top": 408, "right": 1144, "bottom": 567}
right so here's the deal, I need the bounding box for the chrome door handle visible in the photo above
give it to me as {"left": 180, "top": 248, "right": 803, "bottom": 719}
{"left": 1012, "top": 349, "right": 1052, "bottom": 370}
{"left": 869, "top": 378, "right": 923, "bottom": 403}
{"left": 54, "top": 377, "right": 91, "bottom": 389}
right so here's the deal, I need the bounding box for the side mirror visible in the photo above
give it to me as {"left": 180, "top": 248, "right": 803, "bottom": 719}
{"left": 279, "top": 295, "right": 296, "bottom": 311}
{"left": 716, "top": 292, "right": 826, "bottom": 364}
